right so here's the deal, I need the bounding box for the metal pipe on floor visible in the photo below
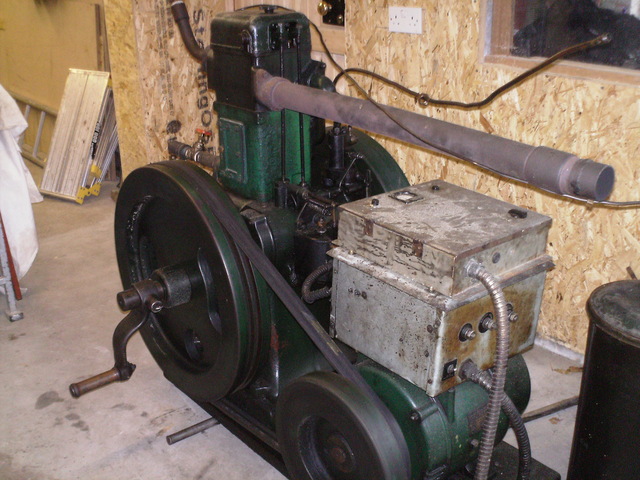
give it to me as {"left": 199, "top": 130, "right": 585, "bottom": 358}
{"left": 166, "top": 417, "right": 220, "bottom": 445}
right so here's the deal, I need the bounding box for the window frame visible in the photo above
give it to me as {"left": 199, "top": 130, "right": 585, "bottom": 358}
{"left": 482, "top": 0, "right": 640, "bottom": 86}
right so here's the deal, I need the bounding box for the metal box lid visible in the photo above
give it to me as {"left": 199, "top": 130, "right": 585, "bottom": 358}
{"left": 337, "top": 180, "right": 552, "bottom": 296}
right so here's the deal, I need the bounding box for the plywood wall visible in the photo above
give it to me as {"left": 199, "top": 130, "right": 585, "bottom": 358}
{"left": 104, "top": 0, "right": 227, "bottom": 176}
{"left": 345, "top": 1, "right": 640, "bottom": 352}
{"left": 105, "top": 0, "right": 639, "bottom": 352}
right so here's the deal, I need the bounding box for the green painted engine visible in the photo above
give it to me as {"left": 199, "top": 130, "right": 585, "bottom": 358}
{"left": 70, "top": 6, "right": 566, "bottom": 480}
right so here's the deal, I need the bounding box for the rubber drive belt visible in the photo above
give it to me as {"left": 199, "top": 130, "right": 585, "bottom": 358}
{"left": 175, "top": 162, "right": 411, "bottom": 479}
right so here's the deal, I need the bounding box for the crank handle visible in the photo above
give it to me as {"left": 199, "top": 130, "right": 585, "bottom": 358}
{"left": 69, "top": 309, "right": 149, "bottom": 399}
{"left": 69, "top": 364, "right": 135, "bottom": 398}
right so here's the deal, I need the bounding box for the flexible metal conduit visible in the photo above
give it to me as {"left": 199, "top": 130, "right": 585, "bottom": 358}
{"left": 301, "top": 262, "right": 333, "bottom": 304}
{"left": 253, "top": 69, "right": 614, "bottom": 201}
{"left": 465, "top": 260, "right": 511, "bottom": 480}
{"left": 460, "top": 360, "right": 531, "bottom": 480}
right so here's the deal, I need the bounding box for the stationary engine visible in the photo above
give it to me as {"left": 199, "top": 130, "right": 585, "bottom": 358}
{"left": 70, "top": 5, "right": 616, "bottom": 480}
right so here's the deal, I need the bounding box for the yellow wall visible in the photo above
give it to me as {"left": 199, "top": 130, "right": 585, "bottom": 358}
{"left": 105, "top": 0, "right": 640, "bottom": 352}
{"left": 0, "top": 0, "right": 106, "bottom": 159}
{"left": 0, "top": 0, "right": 105, "bottom": 108}
{"left": 345, "top": 1, "right": 640, "bottom": 352}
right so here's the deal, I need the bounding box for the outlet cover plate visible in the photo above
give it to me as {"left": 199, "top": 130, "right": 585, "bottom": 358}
{"left": 388, "top": 6, "right": 422, "bottom": 34}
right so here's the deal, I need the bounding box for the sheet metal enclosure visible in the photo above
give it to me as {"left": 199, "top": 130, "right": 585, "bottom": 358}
{"left": 330, "top": 180, "right": 553, "bottom": 397}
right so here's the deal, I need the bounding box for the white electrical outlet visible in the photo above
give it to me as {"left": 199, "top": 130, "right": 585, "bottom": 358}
{"left": 388, "top": 6, "right": 422, "bottom": 34}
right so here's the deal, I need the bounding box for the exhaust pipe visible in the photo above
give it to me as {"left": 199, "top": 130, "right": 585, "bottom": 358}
{"left": 254, "top": 69, "right": 614, "bottom": 201}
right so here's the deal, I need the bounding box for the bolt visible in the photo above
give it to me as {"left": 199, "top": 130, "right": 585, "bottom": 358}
{"left": 410, "top": 411, "right": 421, "bottom": 422}
{"left": 146, "top": 296, "right": 164, "bottom": 313}
{"left": 509, "top": 312, "right": 519, "bottom": 323}
{"left": 371, "top": 198, "right": 380, "bottom": 206}
{"left": 354, "top": 290, "right": 361, "bottom": 297}
{"left": 317, "top": 218, "right": 327, "bottom": 234}
{"left": 492, "top": 252, "right": 501, "bottom": 264}
{"left": 446, "top": 363, "right": 456, "bottom": 375}
{"left": 459, "top": 324, "right": 476, "bottom": 341}
{"left": 479, "top": 312, "right": 495, "bottom": 332}
{"left": 241, "top": 31, "right": 251, "bottom": 51}
{"left": 431, "top": 184, "right": 440, "bottom": 191}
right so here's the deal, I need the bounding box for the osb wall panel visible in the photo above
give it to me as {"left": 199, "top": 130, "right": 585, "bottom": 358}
{"left": 104, "top": 0, "right": 148, "bottom": 176}
{"left": 345, "top": 1, "right": 640, "bottom": 352}
{"left": 105, "top": 0, "right": 226, "bottom": 176}
{"left": 132, "top": 0, "right": 227, "bottom": 169}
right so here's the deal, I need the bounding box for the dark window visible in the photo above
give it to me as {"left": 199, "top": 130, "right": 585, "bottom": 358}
{"left": 511, "top": 0, "right": 640, "bottom": 69}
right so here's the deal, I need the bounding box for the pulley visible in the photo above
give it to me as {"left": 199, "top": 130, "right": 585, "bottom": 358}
{"left": 276, "top": 371, "right": 410, "bottom": 480}
{"left": 114, "top": 161, "right": 267, "bottom": 402}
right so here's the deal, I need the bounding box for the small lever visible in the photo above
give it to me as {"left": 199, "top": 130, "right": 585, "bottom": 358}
{"left": 69, "top": 308, "right": 149, "bottom": 398}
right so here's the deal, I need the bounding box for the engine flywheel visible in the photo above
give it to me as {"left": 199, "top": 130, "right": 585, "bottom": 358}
{"left": 276, "top": 371, "right": 410, "bottom": 480}
{"left": 114, "top": 161, "right": 266, "bottom": 402}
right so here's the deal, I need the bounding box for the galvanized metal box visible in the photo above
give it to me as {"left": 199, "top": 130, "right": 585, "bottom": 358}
{"left": 336, "top": 180, "right": 551, "bottom": 296}
{"left": 331, "top": 180, "right": 553, "bottom": 396}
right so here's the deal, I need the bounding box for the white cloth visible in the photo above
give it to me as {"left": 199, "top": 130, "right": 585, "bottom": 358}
{"left": 0, "top": 84, "right": 43, "bottom": 279}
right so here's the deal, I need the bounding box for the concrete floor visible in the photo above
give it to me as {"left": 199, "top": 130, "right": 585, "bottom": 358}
{"left": 0, "top": 164, "right": 583, "bottom": 479}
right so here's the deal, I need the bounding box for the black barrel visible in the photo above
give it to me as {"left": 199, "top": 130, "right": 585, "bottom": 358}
{"left": 567, "top": 280, "right": 640, "bottom": 480}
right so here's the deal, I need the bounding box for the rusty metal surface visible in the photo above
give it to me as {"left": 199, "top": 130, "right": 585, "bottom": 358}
{"left": 337, "top": 180, "right": 551, "bottom": 296}
{"left": 331, "top": 255, "right": 548, "bottom": 397}
{"left": 331, "top": 180, "right": 552, "bottom": 397}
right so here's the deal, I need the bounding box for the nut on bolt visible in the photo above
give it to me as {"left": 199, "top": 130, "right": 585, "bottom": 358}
{"left": 478, "top": 312, "right": 495, "bottom": 332}
{"left": 459, "top": 323, "right": 477, "bottom": 341}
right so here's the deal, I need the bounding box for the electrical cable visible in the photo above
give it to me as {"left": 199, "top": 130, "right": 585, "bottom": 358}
{"left": 333, "top": 34, "right": 612, "bottom": 109}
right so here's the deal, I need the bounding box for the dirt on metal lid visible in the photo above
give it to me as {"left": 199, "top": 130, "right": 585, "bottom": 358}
{"left": 588, "top": 280, "right": 640, "bottom": 345}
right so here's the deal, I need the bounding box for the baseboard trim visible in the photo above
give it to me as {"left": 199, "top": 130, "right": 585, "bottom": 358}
{"left": 534, "top": 336, "right": 585, "bottom": 365}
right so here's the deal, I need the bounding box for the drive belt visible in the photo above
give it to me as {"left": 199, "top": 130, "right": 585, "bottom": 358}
{"left": 174, "top": 161, "right": 411, "bottom": 480}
